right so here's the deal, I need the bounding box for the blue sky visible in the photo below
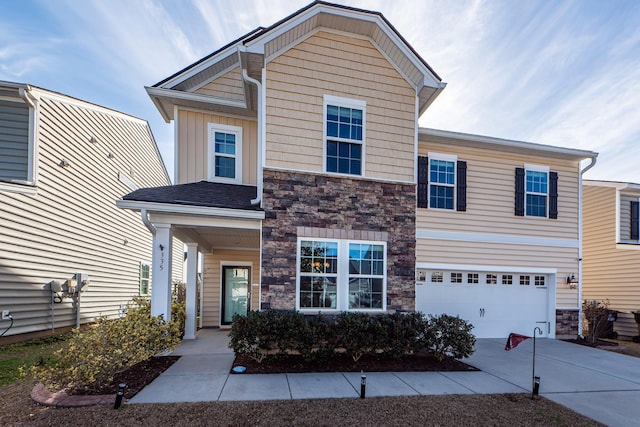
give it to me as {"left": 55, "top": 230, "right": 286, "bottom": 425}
{"left": 2, "top": 0, "right": 639, "bottom": 182}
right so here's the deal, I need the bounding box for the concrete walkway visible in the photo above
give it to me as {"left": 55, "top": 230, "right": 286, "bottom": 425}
{"left": 129, "top": 330, "right": 640, "bottom": 427}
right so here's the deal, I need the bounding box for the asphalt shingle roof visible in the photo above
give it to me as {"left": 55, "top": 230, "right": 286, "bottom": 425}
{"left": 122, "top": 181, "right": 261, "bottom": 211}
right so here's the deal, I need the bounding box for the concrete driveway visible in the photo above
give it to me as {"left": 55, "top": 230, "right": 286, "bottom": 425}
{"left": 130, "top": 330, "right": 640, "bottom": 426}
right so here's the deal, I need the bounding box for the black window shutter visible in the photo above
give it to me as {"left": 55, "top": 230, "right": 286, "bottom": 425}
{"left": 631, "top": 201, "right": 639, "bottom": 240}
{"left": 456, "top": 160, "right": 467, "bottom": 212}
{"left": 515, "top": 167, "right": 525, "bottom": 216}
{"left": 549, "top": 171, "right": 558, "bottom": 219}
{"left": 417, "top": 156, "right": 428, "bottom": 208}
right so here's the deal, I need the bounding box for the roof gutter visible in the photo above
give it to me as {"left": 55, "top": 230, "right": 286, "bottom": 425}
{"left": 577, "top": 153, "right": 598, "bottom": 337}
{"left": 241, "top": 66, "right": 264, "bottom": 206}
{"left": 18, "top": 85, "right": 37, "bottom": 108}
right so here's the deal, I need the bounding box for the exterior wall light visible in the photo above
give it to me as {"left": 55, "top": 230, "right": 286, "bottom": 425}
{"left": 58, "top": 159, "right": 71, "bottom": 167}
{"left": 89, "top": 136, "right": 98, "bottom": 143}
{"left": 566, "top": 273, "right": 579, "bottom": 289}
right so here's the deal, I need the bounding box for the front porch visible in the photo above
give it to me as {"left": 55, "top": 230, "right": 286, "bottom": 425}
{"left": 116, "top": 181, "right": 264, "bottom": 339}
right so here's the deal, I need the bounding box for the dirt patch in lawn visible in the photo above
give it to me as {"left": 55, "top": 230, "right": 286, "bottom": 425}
{"left": 232, "top": 349, "right": 477, "bottom": 374}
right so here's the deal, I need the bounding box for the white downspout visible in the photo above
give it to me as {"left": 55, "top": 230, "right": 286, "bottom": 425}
{"left": 577, "top": 154, "right": 598, "bottom": 337}
{"left": 242, "top": 69, "right": 263, "bottom": 206}
{"left": 141, "top": 208, "right": 156, "bottom": 235}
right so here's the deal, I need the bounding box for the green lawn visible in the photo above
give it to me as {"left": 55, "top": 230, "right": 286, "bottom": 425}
{"left": 0, "top": 334, "right": 70, "bottom": 386}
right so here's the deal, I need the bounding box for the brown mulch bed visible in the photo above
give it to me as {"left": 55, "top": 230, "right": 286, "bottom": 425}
{"left": 232, "top": 349, "right": 478, "bottom": 374}
{"left": 68, "top": 356, "right": 180, "bottom": 399}
{"left": 564, "top": 338, "right": 618, "bottom": 348}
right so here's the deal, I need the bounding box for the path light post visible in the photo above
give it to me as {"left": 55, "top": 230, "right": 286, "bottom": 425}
{"left": 360, "top": 372, "right": 366, "bottom": 399}
{"left": 114, "top": 383, "right": 126, "bottom": 409}
{"left": 531, "top": 327, "right": 543, "bottom": 399}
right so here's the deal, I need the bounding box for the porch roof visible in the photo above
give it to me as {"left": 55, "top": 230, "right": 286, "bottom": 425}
{"left": 122, "top": 181, "right": 262, "bottom": 211}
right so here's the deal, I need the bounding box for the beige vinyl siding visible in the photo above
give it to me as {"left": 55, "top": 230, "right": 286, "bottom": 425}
{"left": 0, "top": 92, "right": 179, "bottom": 338}
{"left": 194, "top": 67, "right": 245, "bottom": 100}
{"left": 583, "top": 185, "right": 640, "bottom": 338}
{"left": 265, "top": 31, "right": 416, "bottom": 182}
{"left": 201, "top": 249, "right": 260, "bottom": 327}
{"left": 619, "top": 193, "right": 638, "bottom": 243}
{"left": 417, "top": 140, "right": 581, "bottom": 240}
{"left": 416, "top": 239, "right": 578, "bottom": 308}
{"left": 176, "top": 109, "right": 257, "bottom": 185}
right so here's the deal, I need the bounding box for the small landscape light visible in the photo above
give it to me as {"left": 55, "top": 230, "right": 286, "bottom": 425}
{"left": 360, "top": 372, "right": 366, "bottom": 399}
{"left": 532, "top": 376, "right": 540, "bottom": 397}
{"left": 114, "top": 383, "right": 126, "bottom": 409}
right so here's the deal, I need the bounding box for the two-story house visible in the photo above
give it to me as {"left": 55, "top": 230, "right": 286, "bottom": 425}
{"left": 582, "top": 180, "right": 640, "bottom": 340}
{"left": 0, "top": 81, "right": 183, "bottom": 344}
{"left": 119, "top": 1, "right": 597, "bottom": 340}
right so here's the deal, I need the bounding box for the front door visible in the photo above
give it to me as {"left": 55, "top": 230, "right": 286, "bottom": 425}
{"left": 222, "top": 266, "right": 250, "bottom": 325}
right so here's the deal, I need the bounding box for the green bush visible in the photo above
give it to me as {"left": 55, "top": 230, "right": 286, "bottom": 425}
{"left": 28, "top": 298, "right": 182, "bottom": 391}
{"left": 229, "top": 310, "right": 474, "bottom": 363}
{"left": 423, "top": 314, "right": 476, "bottom": 361}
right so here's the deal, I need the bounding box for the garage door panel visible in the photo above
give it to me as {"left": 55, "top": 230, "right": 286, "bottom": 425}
{"left": 416, "top": 271, "right": 549, "bottom": 339}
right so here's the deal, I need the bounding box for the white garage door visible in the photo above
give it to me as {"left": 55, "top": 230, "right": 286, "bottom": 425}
{"left": 415, "top": 270, "right": 550, "bottom": 339}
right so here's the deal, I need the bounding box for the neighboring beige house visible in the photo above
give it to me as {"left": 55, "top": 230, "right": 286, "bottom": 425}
{"left": 0, "top": 81, "right": 183, "bottom": 344}
{"left": 119, "top": 1, "right": 596, "bottom": 340}
{"left": 583, "top": 180, "right": 640, "bottom": 339}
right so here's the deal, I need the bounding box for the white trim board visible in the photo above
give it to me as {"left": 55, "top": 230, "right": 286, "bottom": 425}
{"left": 416, "top": 229, "right": 579, "bottom": 248}
{"left": 416, "top": 263, "right": 558, "bottom": 274}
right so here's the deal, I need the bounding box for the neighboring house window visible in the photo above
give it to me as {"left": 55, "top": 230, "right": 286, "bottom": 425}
{"left": 139, "top": 263, "right": 150, "bottom": 295}
{"left": 502, "top": 275, "right": 513, "bottom": 285}
{"left": 0, "top": 98, "right": 34, "bottom": 186}
{"left": 631, "top": 200, "right": 639, "bottom": 241}
{"left": 298, "top": 239, "right": 386, "bottom": 311}
{"left": 208, "top": 123, "right": 242, "bottom": 183}
{"left": 486, "top": 274, "right": 497, "bottom": 284}
{"left": 515, "top": 165, "right": 558, "bottom": 218}
{"left": 324, "top": 95, "right": 365, "bottom": 176}
{"left": 620, "top": 197, "right": 640, "bottom": 242}
{"left": 417, "top": 155, "right": 467, "bottom": 211}
{"left": 451, "top": 272, "right": 462, "bottom": 283}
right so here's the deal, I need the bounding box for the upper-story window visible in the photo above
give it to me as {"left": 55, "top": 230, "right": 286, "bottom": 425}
{"left": 0, "top": 98, "right": 35, "bottom": 188}
{"left": 515, "top": 165, "right": 558, "bottom": 218}
{"left": 324, "top": 95, "right": 365, "bottom": 176}
{"left": 208, "top": 123, "right": 242, "bottom": 184}
{"left": 417, "top": 154, "right": 467, "bottom": 211}
{"left": 619, "top": 194, "right": 640, "bottom": 243}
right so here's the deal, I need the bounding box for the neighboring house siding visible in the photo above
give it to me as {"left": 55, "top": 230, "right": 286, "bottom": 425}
{"left": 0, "top": 90, "right": 179, "bottom": 339}
{"left": 265, "top": 31, "right": 416, "bottom": 182}
{"left": 176, "top": 109, "right": 257, "bottom": 185}
{"left": 202, "top": 249, "right": 260, "bottom": 327}
{"left": 583, "top": 185, "right": 640, "bottom": 338}
{"left": 194, "top": 67, "right": 244, "bottom": 100}
{"left": 416, "top": 139, "right": 581, "bottom": 310}
{"left": 0, "top": 99, "right": 30, "bottom": 182}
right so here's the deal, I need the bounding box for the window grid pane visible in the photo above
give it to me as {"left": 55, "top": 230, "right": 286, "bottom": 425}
{"left": 326, "top": 104, "right": 363, "bottom": 141}
{"left": 451, "top": 272, "right": 462, "bottom": 283}
{"left": 215, "top": 156, "right": 235, "bottom": 179}
{"left": 327, "top": 141, "right": 361, "bottom": 175}
{"left": 502, "top": 275, "right": 513, "bottom": 285}
{"left": 348, "top": 243, "right": 384, "bottom": 309}
{"left": 519, "top": 275, "right": 531, "bottom": 286}
{"left": 429, "top": 159, "right": 455, "bottom": 210}
{"left": 525, "top": 170, "right": 548, "bottom": 217}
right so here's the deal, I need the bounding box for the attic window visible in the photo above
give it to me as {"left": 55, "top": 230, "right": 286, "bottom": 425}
{"left": 208, "top": 123, "right": 242, "bottom": 184}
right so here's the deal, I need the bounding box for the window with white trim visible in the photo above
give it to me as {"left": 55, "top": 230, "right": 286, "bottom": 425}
{"left": 534, "top": 275, "right": 546, "bottom": 287}
{"left": 324, "top": 95, "right": 365, "bottom": 176}
{"left": 298, "top": 239, "right": 386, "bottom": 311}
{"left": 467, "top": 273, "right": 479, "bottom": 284}
{"left": 139, "top": 263, "right": 150, "bottom": 295}
{"left": 0, "top": 98, "right": 35, "bottom": 186}
{"left": 525, "top": 166, "right": 549, "bottom": 217}
{"left": 519, "top": 275, "right": 531, "bottom": 286}
{"left": 208, "top": 123, "right": 242, "bottom": 183}
{"left": 429, "top": 153, "right": 457, "bottom": 210}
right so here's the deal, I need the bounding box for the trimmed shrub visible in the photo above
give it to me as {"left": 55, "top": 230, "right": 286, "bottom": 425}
{"left": 583, "top": 299, "right": 613, "bottom": 343}
{"left": 229, "top": 310, "right": 475, "bottom": 363}
{"left": 423, "top": 314, "right": 476, "bottom": 361}
{"left": 28, "top": 298, "right": 182, "bottom": 391}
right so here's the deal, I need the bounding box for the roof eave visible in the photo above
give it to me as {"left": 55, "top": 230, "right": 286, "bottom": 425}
{"left": 116, "top": 199, "right": 265, "bottom": 220}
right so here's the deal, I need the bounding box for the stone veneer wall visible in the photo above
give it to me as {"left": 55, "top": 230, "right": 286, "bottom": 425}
{"left": 261, "top": 169, "right": 416, "bottom": 312}
{"left": 555, "top": 309, "right": 579, "bottom": 338}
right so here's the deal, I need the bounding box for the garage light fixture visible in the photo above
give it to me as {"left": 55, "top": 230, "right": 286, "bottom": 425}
{"left": 566, "top": 273, "right": 578, "bottom": 289}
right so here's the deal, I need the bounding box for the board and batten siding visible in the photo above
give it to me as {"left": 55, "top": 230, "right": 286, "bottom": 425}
{"left": 582, "top": 184, "right": 640, "bottom": 338}
{"left": 176, "top": 109, "right": 257, "bottom": 185}
{"left": 194, "top": 67, "right": 244, "bottom": 101}
{"left": 265, "top": 31, "right": 416, "bottom": 182}
{"left": 416, "top": 139, "right": 582, "bottom": 309}
{"left": 0, "top": 99, "right": 30, "bottom": 182}
{"left": 201, "top": 249, "right": 260, "bottom": 327}
{"left": 0, "top": 90, "right": 181, "bottom": 340}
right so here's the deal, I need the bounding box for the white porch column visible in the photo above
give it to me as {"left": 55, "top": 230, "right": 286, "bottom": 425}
{"left": 184, "top": 242, "right": 198, "bottom": 339}
{"left": 151, "top": 223, "right": 173, "bottom": 321}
